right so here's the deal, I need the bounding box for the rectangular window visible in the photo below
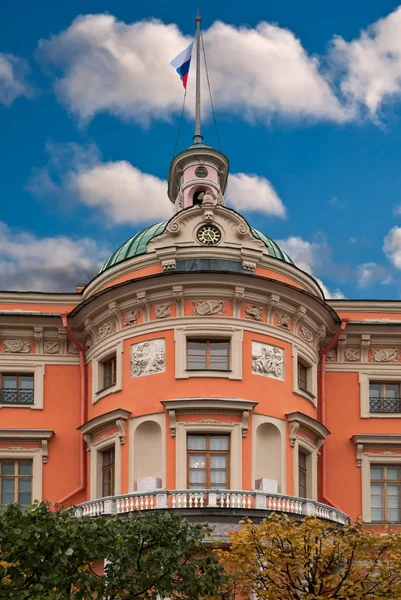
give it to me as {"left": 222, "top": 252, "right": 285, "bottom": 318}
{"left": 102, "top": 356, "right": 117, "bottom": 391}
{"left": 370, "top": 464, "right": 401, "bottom": 521}
{"left": 102, "top": 448, "right": 115, "bottom": 497}
{"left": 0, "top": 374, "right": 34, "bottom": 405}
{"left": 187, "top": 340, "right": 230, "bottom": 371}
{"left": 0, "top": 460, "right": 32, "bottom": 505}
{"left": 369, "top": 383, "right": 401, "bottom": 413}
{"left": 298, "top": 451, "right": 307, "bottom": 498}
{"left": 187, "top": 434, "right": 230, "bottom": 490}
{"left": 298, "top": 362, "right": 308, "bottom": 392}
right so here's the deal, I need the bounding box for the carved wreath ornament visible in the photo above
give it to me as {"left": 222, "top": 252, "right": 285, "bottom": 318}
{"left": 192, "top": 300, "right": 225, "bottom": 316}
{"left": 3, "top": 339, "right": 31, "bottom": 353}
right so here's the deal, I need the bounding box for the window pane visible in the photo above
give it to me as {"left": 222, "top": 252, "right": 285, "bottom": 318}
{"left": 371, "top": 466, "right": 384, "bottom": 479}
{"left": 189, "top": 455, "right": 206, "bottom": 469}
{"left": 211, "top": 470, "right": 227, "bottom": 484}
{"left": 387, "top": 467, "right": 401, "bottom": 481}
{"left": 369, "top": 384, "right": 381, "bottom": 397}
{"left": 299, "top": 453, "right": 307, "bottom": 470}
{"left": 18, "top": 492, "right": 31, "bottom": 506}
{"left": 18, "top": 479, "right": 31, "bottom": 493}
{"left": 371, "top": 496, "right": 383, "bottom": 508}
{"left": 388, "top": 496, "right": 400, "bottom": 509}
{"left": 210, "top": 455, "right": 227, "bottom": 469}
{"left": 388, "top": 509, "right": 401, "bottom": 521}
{"left": 371, "top": 508, "right": 383, "bottom": 521}
{"left": 370, "top": 483, "right": 383, "bottom": 495}
{"left": 387, "top": 484, "right": 400, "bottom": 496}
{"left": 2, "top": 376, "right": 17, "bottom": 389}
{"left": 209, "top": 341, "right": 229, "bottom": 370}
{"left": 210, "top": 436, "right": 229, "bottom": 451}
{"left": 1, "top": 491, "right": 15, "bottom": 505}
{"left": 187, "top": 341, "right": 207, "bottom": 369}
{"left": 1, "top": 462, "right": 15, "bottom": 475}
{"left": 19, "top": 376, "right": 34, "bottom": 390}
{"left": 2, "top": 478, "right": 14, "bottom": 492}
{"left": 18, "top": 462, "right": 32, "bottom": 476}
{"left": 188, "top": 436, "right": 207, "bottom": 450}
{"left": 385, "top": 384, "right": 399, "bottom": 398}
{"left": 189, "top": 470, "right": 205, "bottom": 484}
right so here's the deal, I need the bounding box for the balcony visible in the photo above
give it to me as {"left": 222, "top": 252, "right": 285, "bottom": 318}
{"left": 76, "top": 489, "right": 349, "bottom": 526}
{"left": 369, "top": 397, "right": 401, "bottom": 413}
{"left": 0, "top": 389, "right": 34, "bottom": 405}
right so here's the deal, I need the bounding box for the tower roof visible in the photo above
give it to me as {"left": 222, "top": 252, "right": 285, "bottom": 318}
{"left": 100, "top": 220, "right": 294, "bottom": 273}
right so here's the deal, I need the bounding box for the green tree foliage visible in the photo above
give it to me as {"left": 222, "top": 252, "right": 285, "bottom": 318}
{"left": 217, "top": 514, "right": 401, "bottom": 600}
{"left": 0, "top": 502, "right": 224, "bottom": 599}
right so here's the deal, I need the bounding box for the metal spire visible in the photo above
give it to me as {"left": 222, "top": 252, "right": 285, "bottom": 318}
{"left": 193, "top": 10, "right": 203, "bottom": 144}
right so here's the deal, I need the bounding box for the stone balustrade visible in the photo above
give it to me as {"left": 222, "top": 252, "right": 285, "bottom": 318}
{"left": 75, "top": 489, "right": 349, "bottom": 525}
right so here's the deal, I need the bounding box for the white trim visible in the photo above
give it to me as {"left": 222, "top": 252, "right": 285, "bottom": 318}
{"left": 293, "top": 437, "right": 318, "bottom": 500}
{"left": 0, "top": 364, "right": 45, "bottom": 410}
{"left": 252, "top": 414, "right": 286, "bottom": 494}
{"left": 361, "top": 454, "right": 401, "bottom": 522}
{"left": 0, "top": 448, "right": 44, "bottom": 502}
{"left": 91, "top": 340, "right": 123, "bottom": 404}
{"left": 129, "top": 413, "right": 166, "bottom": 492}
{"left": 292, "top": 345, "right": 317, "bottom": 406}
{"left": 359, "top": 371, "right": 401, "bottom": 418}
{"left": 174, "top": 325, "right": 243, "bottom": 380}
{"left": 90, "top": 434, "right": 122, "bottom": 500}
{"left": 175, "top": 421, "right": 242, "bottom": 489}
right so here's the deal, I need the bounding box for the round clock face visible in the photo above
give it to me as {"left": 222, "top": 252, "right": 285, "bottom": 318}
{"left": 197, "top": 224, "right": 222, "bottom": 246}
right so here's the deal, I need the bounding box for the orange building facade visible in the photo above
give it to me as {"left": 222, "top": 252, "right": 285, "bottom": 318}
{"left": 0, "top": 139, "right": 400, "bottom": 535}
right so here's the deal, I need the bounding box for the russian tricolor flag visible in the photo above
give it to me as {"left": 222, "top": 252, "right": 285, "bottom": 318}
{"left": 170, "top": 41, "right": 194, "bottom": 89}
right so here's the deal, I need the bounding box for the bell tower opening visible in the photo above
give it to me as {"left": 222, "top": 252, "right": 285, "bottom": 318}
{"left": 193, "top": 189, "right": 206, "bottom": 207}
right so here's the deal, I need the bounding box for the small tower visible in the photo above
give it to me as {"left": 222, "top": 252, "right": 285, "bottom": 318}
{"left": 167, "top": 13, "right": 230, "bottom": 213}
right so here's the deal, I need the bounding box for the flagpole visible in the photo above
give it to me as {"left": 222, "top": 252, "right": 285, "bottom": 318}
{"left": 194, "top": 10, "right": 203, "bottom": 144}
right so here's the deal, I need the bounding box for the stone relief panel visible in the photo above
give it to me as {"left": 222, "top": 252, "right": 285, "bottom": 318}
{"left": 3, "top": 339, "right": 31, "bottom": 353}
{"left": 245, "top": 305, "right": 264, "bottom": 322}
{"left": 131, "top": 339, "right": 166, "bottom": 378}
{"left": 344, "top": 348, "right": 361, "bottom": 362}
{"left": 192, "top": 300, "right": 225, "bottom": 316}
{"left": 43, "top": 341, "right": 60, "bottom": 354}
{"left": 154, "top": 303, "right": 171, "bottom": 319}
{"left": 68, "top": 342, "right": 80, "bottom": 355}
{"left": 326, "top": 348, "right": 337, "bottom": 362}
{"left": 123, "top": 309, "right": 141, "bottom": 327}
{"left": 370, "top": 348, "right": 400, "bottom": 363}
{"left": 98, "top": 320, "right": 116, "bottom": 341}
{"left": 252, "top": 341, "right": 284, "bottom": 381}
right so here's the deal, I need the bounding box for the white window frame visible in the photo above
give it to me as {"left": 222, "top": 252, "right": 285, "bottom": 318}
{"left": 360, "top": 372, "right": 401, "bottom": 418}
{"left": 0, "top": 449, "right": 43, "bottom": 503}
{"left": 292, "top": 346, "right": 317, "bottom": 406}
{"left": 90, "top": 435, "right": 122, "bottom": 500}
{"left": 175, "top": 421, "right": 242, "bottom": 489}
{"left": 92, "top": 340, "right": 123, "bottom": 404}
{"left": 293, "top": 437, "right": 317, "bottom": 500}
{"left": 361, "top": 454, "right": 401, "bottom": 522}
{"left": 0, "top": 364, "right": 44, "bottom": 410}
{"left": 175, "top": 325, "right": 243, "bottom": 380}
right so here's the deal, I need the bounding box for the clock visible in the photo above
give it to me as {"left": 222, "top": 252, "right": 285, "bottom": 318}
{"left": 197, "top": 224, "right": 222, "bottom": 246}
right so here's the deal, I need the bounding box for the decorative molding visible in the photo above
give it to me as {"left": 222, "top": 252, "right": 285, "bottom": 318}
{"left": 192, "top": 300, "right": 225, "bottom": 316}
{"left": 245, "top": 305, "right": 263, "bottom": 322}
{"left": 155, "top": 303, "right": 171, "bottom": 319}
{"left": 352, "top": 434, "right": 401, "bottom": 467}
{"left": 0, "top": 429, "right": 53, "bottom": 463}
{"left": 173, "top": 285, "right": 184, "bottom": 317}
{"left": 131, "top": 339, "right": 165, "bottom": 378}
{"left": 326, "top": 348, "right": 337, "bottom": 362}
{"left": 108, "top": 301, "right": 122, "bottom": 329}
{"left": 58, "top": 329, "right": 67, "bottom": 354}
{"left": 232, "top": 286, "right": 245, "bottom": 318}
{"left": 136, "top": 291, "right": 150, "bottom": 321}
{"left": 123, "top": 309, "right": 140, "bottom": 326}
{"left": 252, "top": 341, "right": 284, "bottom": 380}
{"left": 371, "top": 348, "right": 399, "bottom": 363}
{"left": 266, "top": 294, "right": 280, "bottom": 324}
{"left": 286, "top": 412, "right": 330, "bottom": 451}
{"left": 79, "top": 408, "right": 131, "bottom": 450}
{"left": 43, "top": 341, "right": 60, "bottom": 354}
{"left": 277, "top": 312, "right": 291, "bottom": 330}
{"left": 3, "top": 339, "right": 31, "bottom": 353}
{"left": 33, "top": 327, "right": 43, "bottom": 354}
{"left": 97, "top": 319, "right": 116, "bottom": 341}
{"left": 161, "top": 398, "right": 257, "bottom": 438}
{"left": 345, "top": 348, "right": 360, "bottom": 362}
{"left": 300, "top": 324, "right": 313, "bottom": 342}
{"left": 68, "top": 342, "right": 80, "bottom": 355}
{"left": 289, "top": 421, "right": 300, "bottom": 447}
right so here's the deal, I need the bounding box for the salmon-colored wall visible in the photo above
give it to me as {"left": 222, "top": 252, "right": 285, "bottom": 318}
{"left": 98, "top": 265, "right": 164, "bottom": 292}
{"left": 253, "top": 267, "right": 306, "bottom": 291}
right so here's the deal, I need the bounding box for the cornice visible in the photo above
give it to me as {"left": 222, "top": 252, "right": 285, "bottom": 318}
{"left": 0, "top": 429, "right": 54, "bottom": 441}
{"left": 329, "top": 299, "right": 401, "bottom": 313}
{"left": 286, "top": 411, "right": 330, "bottom": 444}
{"left": 78, "top": 408, "right": 131, "bottom": 436}
{"left": 352, "top": 434, "right": 401, "bottom": 446}
{"left": 0, "top": 292, "right": 79, "bottom": 306}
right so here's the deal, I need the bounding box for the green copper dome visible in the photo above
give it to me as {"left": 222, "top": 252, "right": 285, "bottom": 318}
{"left": 100, "top": 221, "right": 294, "bottom": 273}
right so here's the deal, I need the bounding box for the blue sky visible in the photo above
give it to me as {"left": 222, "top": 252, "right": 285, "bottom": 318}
{"left": 2, "top": 0, "right": 401, "bottom": 297}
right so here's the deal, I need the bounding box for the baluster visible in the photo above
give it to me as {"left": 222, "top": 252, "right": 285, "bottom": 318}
{"left": 172, "top": 493, "right": 177, "bottom": 508}
{"left": 200, "top": 494, "right": 204, "bottom": 507}
{"left": 247, "top": 495, "right": 252, "bottom": 509}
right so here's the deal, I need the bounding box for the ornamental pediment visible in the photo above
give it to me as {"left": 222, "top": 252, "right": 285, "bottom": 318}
{"left": 147, "top": 203, "right": 265, "bottom": 271}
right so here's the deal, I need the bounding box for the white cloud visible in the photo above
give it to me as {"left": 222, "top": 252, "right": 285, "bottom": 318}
{"left": 226, "top": 173, "right": 286, "bottom": 217}
{"left": 0, "top": 53, "right": 33, "bottom": 105}
{"left": 29, "top": 141, "right": 287, "bottom": 223}
{"left": 0, "top": 221, "right": 108, "bottom": 291}
{"left": 278, "top": 235, "right": 345, "bottom": 298}
{"left": 37, "top": 14, "right": 349, "bottom": 124}
{"left": 384, "top": 225, "right": 401, "bottom": 268}
{"left": 357, "top": 262, "right": 392, "bottom": 287}
{"left": 331, "top": 6, "right": 401, "bottom": 118}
